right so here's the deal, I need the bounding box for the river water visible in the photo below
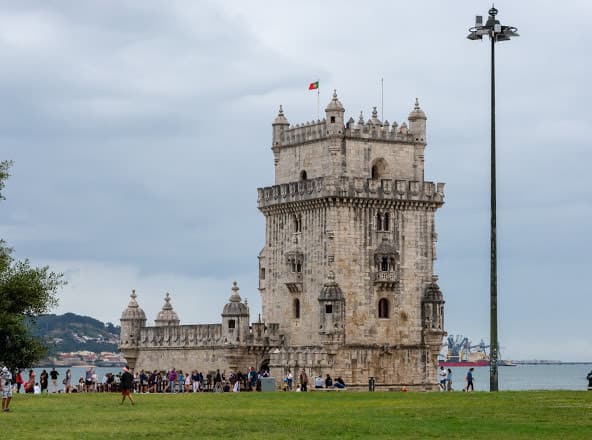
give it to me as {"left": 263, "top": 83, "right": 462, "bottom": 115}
{"left": 16, "top": 364, "right": 592, "bottom": 393}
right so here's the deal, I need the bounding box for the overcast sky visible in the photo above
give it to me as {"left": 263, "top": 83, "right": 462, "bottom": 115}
{"left": 1, "top": 1, "right": 590, "bottom": 361}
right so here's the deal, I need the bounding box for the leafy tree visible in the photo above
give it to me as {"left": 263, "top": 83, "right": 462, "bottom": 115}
{"left": 0, "top": 161, "right": 65, "bottom": 370}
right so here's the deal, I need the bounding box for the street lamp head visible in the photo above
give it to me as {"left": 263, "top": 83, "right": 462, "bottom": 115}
{"left": 467, "top": 7, "right": 519, "bottom": 42}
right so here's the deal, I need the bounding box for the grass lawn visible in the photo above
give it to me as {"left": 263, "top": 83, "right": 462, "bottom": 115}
{"left": 2, "top": 390, "right": 591, "bottom": 439}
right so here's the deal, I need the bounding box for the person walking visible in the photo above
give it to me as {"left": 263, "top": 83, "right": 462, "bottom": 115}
{"left": 1, "top": 367, "right": 12, "bottom": 412}
{"left": 446, "top": 368, "right": 453, "bottom": 391}
{"left": 465, "top": 367, "right": 475, "bottom": 392}
{"left": 439, "top": 366, "right": 447, "bottom": 391}
{"left": 120, "top": 366, "right": 134, "bottom": 405}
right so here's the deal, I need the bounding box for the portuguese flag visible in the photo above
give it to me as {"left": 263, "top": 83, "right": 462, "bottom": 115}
{"left": 308, "top": 81, "right": 319, "bottom": 90}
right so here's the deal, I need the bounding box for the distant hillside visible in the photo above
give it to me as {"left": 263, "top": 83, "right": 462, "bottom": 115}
{"left": 29, "top": 313, "right": 120, "bottom": 354}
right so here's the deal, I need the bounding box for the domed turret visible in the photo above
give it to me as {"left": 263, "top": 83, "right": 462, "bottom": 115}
{"left": 272, "top": 105, "right": 290, "bottom": 147}
{"left": 325, "top": 90, "right": 345, "bottom": 136}
{"left": 408, "top": 98, "right": 427, "bottom": 142}
{"left": 154, "top": 292, "right": 180, "bottom": 327}
{"left": 119, "top": 290, "right": 147, "bottom": 367}
{"left": 318, "top": 272, "right": 345, "bottom": 344}
{"left": 222, "top": 281, "right": 249, "bottom": 316}
{"left": 422, "top": 276, "right": 445, "bottom": 344}
{"left": 121, "top": 289, "right": 146, "bottom": 321}
{"left": 221, "top": 281, "right": 250, "bottom": 343}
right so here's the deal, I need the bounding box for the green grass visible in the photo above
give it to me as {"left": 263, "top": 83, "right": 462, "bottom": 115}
{"left": 2, "top": 391, "right": 592, "bottom": 439}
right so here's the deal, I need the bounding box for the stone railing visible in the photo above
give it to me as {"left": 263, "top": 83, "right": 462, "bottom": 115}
{"left": 373, "top": 272, "right": 397, "bottom": 282}
{"left": 258, "top": 177, "right": 445, "bottom": 209}
{"left": 139, "top": 324, "right": 223, "bottom": 347}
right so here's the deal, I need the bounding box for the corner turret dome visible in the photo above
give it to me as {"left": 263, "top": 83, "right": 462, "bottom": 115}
{"left": 319, "top": 272, "right": 344, "bottom": 301}
{"left": 408, "top": 98, "right": 427, "bottom": 121}
{"left": 325, "top": 90, "right": 345, "bottom": 112}
{"left": 273, "top": 105, "right": 290, "bottom": 125}
{"left": 424, "top": 276, "right": 444, "bottom": 302}
{"left": 154, "top": 292, "right": 180, "bottom": 326}
{"left": 222, "top": 281, "right": 249, "bottom": 316}
{"left": 120, "top": 290, "right": 146, "bottom": 321}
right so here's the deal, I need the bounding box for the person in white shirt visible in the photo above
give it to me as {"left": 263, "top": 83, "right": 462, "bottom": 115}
{"left": 1, "top": 366, "right": 13, "bottom": 412}
{"left": 439, "top": 366, "right": 447, "bottom": 391}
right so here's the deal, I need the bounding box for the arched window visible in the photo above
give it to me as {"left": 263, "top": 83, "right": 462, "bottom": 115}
{"left": 378, "top": 298, "right": 389, "bottom": 319}
{"left": 383, "top": 212, "right": 390, "bottom": 231}
{"left": 376, "top": 213, "right": 382, "bottom": 230}
{"left": 300, "top": 170, "right": 307, "bottom": 181}
{"left": 296, "top": 262, "right": 302, "bottom": 273}
{"left": 371, "top": 158, "right": 388, "bottom": 180}
{"left": 381, "top": 257, "right": 389, "bottom": 272}
{"left": 293, "top": 298, "right": 301, "bottom": 319}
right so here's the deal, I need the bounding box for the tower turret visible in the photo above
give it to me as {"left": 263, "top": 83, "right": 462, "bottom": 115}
{"left": 272, "top": 105, "right": 290, "bottom": 168}
{"left": 324, "top": 90, "right": 345, "bottom": 136}
{"left": 119, "top": 289, "right": 146, "bottom": 368}
{"left": 422, "top": 275, "right": 446, "bottom": 364}
{"left": 154, "top": 292, "right": 180, "bottom": 326}
{"left": 318, "top": 272, "right": 345, "bottom": 347}
{"left": 408, "top": 98, "right": 427, "bottom": 143}
{"left": 221, "top": 281, "right": 250, "bottom": 343}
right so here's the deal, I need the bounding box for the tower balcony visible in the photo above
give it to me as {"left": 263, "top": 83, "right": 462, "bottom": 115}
{"left": 373, "top": 271, "right": 397, "bottom": 289}
{"left": 285, "top": 272, "right": 303, "bottom": 293}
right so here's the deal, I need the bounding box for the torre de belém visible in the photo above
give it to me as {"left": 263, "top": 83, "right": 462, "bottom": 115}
{"left": 120, "top": 91, "right": 446, "bottom": 391}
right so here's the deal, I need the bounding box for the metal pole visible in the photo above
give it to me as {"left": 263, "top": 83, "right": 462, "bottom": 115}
{"left": 489, "top": 33, "right": 499, "bottom": 392}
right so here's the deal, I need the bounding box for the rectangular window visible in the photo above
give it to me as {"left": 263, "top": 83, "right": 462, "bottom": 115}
{"left": 325, "top": 304, "right": 333, "bottom": 314}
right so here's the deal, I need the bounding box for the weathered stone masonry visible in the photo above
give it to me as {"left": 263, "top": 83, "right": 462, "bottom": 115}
{"left": 120, "top": 91, "right": 446, "bottom": 390}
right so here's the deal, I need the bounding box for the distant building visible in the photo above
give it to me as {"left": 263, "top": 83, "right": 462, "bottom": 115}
{"left": 120, "top": 91, "right": 446, "bottom": 390}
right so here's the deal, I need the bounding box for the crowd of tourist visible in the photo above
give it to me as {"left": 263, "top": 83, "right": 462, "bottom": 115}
{"left": 6, "top": 366, "right": 346, "bottom": 394}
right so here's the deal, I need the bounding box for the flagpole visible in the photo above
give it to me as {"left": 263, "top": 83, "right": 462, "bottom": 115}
{"left": 381, "top": 77, "right": 384, "bottom": 120}
{"left": 317, "top": 84, "right": 320, "bottom": 120}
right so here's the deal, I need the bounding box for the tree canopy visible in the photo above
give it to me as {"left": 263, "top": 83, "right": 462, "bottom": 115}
{"left": 0, "top": 160, "right": 65, "bottom": 370}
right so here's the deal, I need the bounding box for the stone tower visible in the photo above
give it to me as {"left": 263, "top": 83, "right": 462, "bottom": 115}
{"left": 257, "top": 91, "right": 446, "bottom": 389}
{"left": 119, "top": 290, "right": 147, "bottom": 368}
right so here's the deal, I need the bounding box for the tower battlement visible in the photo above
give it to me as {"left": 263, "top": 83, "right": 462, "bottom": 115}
{"left": 258, "top": 177, "right": 444, "bottom": 210}
{"left": 277, "top": 112, "right": 420, "bottom": 148}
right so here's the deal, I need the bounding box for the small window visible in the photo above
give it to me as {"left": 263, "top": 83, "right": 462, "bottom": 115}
{"left": 378, "top": 298, "right": 389, "bottom": 319}
{"left": 296, "top": 262, "right": 302, "bottom": 273}
{"left": 376, "top": 213, "right": 382, "bottom": 231}
{"left": 381, "top": 257, "right": 389, "bottom": 272}
{"left": 330, "top": 116, "right": 336, "bottom": 123}
{"left": 384, "top": 212, "right": 390, "bottom": 231}
{"left": 260, "top": 267, "right": 266, "bottom": 280}
{"left": 300, "top": 170, "right": 307, "bottom": 180}
{"left": 294, "top": 299, "right": 301, "bottom": 319}
{"left": 325, "top": 304, "right": 333, "bottom": 314}
{"left": 228, "top": 319, "right": 236, "bottom": 329}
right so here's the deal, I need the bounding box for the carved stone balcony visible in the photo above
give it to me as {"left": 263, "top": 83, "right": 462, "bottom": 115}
{"left": 285, "top": 272, "right": 303, "bottom": 293}
{"left": 373, "top": 271, "right": 397, "bottom": 289}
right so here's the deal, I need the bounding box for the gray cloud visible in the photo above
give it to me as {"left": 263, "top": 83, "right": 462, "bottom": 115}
{"left": 1, "top": 0, "right": 590, "bottom": 360}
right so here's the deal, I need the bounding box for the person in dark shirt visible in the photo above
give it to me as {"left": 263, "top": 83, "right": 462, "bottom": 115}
{"left": 40, "top": 370, "right": 49, "bottom": 394}
{"left": 120, "top": 366, "right": 134, "bottom": 405}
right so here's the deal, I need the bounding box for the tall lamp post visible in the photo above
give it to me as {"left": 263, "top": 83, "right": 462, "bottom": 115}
{"left": 467, "top": 7, "right": 518, "bottom": 392}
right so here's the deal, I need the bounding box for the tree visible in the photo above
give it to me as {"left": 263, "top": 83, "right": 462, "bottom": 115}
{"left": 0, "top": 161, "right": 65, "bottom": 370}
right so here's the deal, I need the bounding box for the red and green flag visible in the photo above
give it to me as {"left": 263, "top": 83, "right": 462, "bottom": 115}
{"left": 308, "top": 81, "right": 319, "bottom": 90}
